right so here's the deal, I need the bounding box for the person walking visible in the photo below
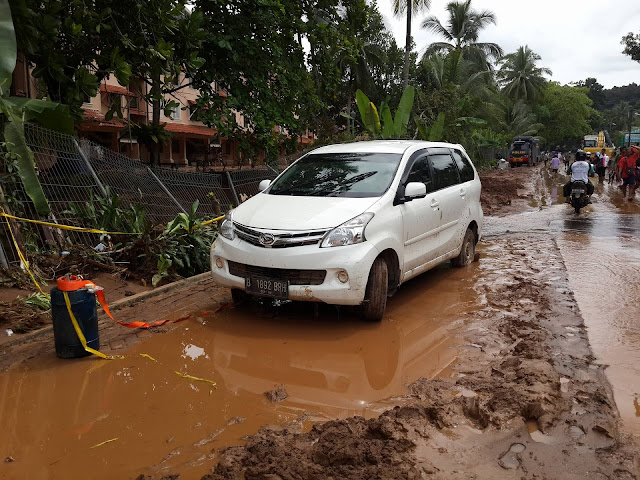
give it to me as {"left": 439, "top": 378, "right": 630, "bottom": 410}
{"left": 595, "top": 152, "right": 606, "bottom": 183}
{"left": 609, "top": 148, "right": 620, "bottom": 184}
{"left": 551, "top": 153, "right": 560, "bottom": 173}
{"left": 617, "top": 146, "right": 640, "bottom": 201}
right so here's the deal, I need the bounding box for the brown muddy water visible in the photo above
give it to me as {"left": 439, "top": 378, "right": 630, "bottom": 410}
{"left": 486, "top": 170, "right": 640, "bottom": 440}
{"left": 0, "top": 262, "right": 480, "bottom": 480}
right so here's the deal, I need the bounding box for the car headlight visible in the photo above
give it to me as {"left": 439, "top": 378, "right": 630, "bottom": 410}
{"left": 321, "top": 213, "right": 374, "bottom": 248}
{"left": 220, "top": 209, "right": 235, "bottom": 240}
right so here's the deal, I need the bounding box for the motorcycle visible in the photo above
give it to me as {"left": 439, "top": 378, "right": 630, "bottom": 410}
{"left": 569, "top": 180, "right": 590, "bottom": 213}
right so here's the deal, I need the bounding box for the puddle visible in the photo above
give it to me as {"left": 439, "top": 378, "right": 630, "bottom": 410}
{"left": 0, "top": 261, "right": 480, "bottom": 479}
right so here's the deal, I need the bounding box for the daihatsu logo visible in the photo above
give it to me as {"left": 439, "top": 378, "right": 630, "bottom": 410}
{"left": 259, "top": 233, "right": 275, "bottom": 246}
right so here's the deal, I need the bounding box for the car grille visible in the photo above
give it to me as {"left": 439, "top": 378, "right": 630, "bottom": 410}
{"left": 234, "top": 222, "right": 328, "bottom": 248}
{"left": 227, "top": 261, "right": 326, "bottom": 285}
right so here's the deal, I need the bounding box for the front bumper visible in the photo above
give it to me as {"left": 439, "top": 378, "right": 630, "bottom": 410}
{"left": 210, "top": 236, "right": 381, "bottom": 305}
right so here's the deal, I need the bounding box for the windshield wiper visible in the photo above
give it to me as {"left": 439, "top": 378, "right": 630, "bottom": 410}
{"left": 308, "top": 171, "right": 378, "bottom": 196}
{"left": 271, "top": 172, "right": 342, "bottom": 195}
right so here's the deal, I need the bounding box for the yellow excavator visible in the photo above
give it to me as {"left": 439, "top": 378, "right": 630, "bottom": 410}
{"left": 583, "top": 131, "right": 615, "bottom": 158}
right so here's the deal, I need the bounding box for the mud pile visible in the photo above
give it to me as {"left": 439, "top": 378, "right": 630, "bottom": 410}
{"left": 479, "top": 168, "right": 526, "bottom": 215}
{"left": 198, "top": 234, "right": 638, "bottom": 479}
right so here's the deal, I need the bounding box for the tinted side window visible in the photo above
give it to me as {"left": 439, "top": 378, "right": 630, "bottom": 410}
{"left": 430, "top": 154, "right": 460, "bottom": 190}
{"left": 451, "top": 150, "right": 475, "bottom": 182}
{"left": 406, "top": 156, "right": 433, "bottom": 193}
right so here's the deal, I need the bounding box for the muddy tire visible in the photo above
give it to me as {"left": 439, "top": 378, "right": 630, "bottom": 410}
{"left": 452, "top": 229, "right": 475, "bottom": 268}
{"left": 574, "top": 205, "right": 581, "bottom": 214}
{"left": 231, "top": 288, "right": 249, "bottom": 304}
{"left": 360, "top": 257, "right": 388, "bottom": 322}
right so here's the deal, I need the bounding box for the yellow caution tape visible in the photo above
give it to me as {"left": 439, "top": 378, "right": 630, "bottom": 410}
{"left": 200, "top": 215, "right": 225, "bottom": 227}
{"left": 90, "top": 438, "right": 118, "bottom": 449}
{"left": 139, "top": 353, "right": 157, "bottom": 362}
{"left": 2, "top": 209, "right": 47, "bottom": 296}
{"left": 1, "top": 211, "right": 224, "bottom": 233}
{"left": 174, "top": 371, "right": 217, "bottom": 387}
{"left": 0, "top": 212, "right": 140, "bottom": 235}
{"left": 63, "top": 291, "right": 122, "bottom": 360}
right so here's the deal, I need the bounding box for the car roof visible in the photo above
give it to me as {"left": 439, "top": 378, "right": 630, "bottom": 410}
{"left": 310, "top": 140, "right": 464, "bottom": 155}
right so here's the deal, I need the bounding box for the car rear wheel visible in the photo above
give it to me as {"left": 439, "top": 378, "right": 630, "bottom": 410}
{"left": 452, "top": 228, "right": 475, "bottom": 268}
{"left": 360, "top": 257, "right": 388, "bottom": 322}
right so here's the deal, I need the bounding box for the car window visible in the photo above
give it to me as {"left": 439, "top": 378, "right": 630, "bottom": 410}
{"left": 406, "top": 156, "right": 433, "bottom": 193}
{"left": 429, "top": 153, "right": 460, "bottom": 190}
{"left": 268, "top": 152, "right": 402, "bottom": 198}
{"left": 451, "top": 149, "right": 475, "bottom": 182}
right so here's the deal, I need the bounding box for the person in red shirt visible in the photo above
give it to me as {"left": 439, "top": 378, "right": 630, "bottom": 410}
{"left": 617, "top": 146, "right": 640, "bottom": 200}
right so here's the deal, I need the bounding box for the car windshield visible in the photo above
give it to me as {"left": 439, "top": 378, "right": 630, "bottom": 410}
{"left": 584, "top": 140, "right": 597, "bottom": 147}
{"left": 268, "top": 152, "right": 402, "bottom": 197}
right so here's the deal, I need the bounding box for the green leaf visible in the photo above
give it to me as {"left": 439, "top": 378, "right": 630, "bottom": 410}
{"left": 414, "top": 116, "right": 428, "bottom": 140}
{"left": 12, "top": 98, "right": 75, "bottom": 134}
{"left": 0, "top": 0, "right": 17, "bottom": 92}
{"left": 3, "top": 107, "right": 50, "bottom": 215}
{"left": 428, "top": 113, "right": 446, "bottom": 142}
{"left": 393, "top": 86, "right": 415, "bottom": 137}
{"left": 365, "top": 102, "right": 381, "bottom": 137}
{"left": 355, "top": 89, "right": 370, "bottom": 129}
{"left": 381, "top": 103, "right": 394, "bottom": 139}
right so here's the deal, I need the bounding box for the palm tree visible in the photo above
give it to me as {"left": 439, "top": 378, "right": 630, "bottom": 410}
{"left": 498, "top": 46, "right": 552, "bottom": 103}
{"left": 421, "top": 0, "right": 502, "bottom": 69}
{"left": 394, "top": 0, "right": 431, "bottom": 90}
{"left": 420, "top": 52, "right": 493, "bottom": 99}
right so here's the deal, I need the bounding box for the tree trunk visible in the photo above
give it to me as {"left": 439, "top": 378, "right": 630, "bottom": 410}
{"left": 402, "top": 0, "right": 412, "bottom": 90}
{"left": 150, "top": 71, "right": 161, "bottom": 166}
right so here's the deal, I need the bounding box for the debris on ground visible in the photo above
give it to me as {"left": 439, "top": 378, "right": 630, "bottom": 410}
{"left": 264, "top": 385, "right": 289, "bottom": 403}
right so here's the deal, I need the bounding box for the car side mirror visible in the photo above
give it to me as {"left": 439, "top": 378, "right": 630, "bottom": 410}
{"left": 404, "top": 182, "right": 427, "bottom": 200}
{"left": 258, "top": 179, "right": 271, "bottom": 192}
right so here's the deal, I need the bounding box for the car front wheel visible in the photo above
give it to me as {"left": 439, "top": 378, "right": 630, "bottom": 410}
{"left": 452, "top": 228, "right": 475, "bottom": 268}
{"left": 360, "top": 257, "right": 388, "bottom": 322}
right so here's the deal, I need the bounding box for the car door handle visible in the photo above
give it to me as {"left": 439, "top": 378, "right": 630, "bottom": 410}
{"left": 460, "top": 189, "right": 466, "bottom": 197}
{"left": 430, "top": 199, "right": 440, "bottom": 208}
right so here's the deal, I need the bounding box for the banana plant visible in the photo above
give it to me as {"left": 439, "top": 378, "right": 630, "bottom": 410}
{"left": 354, "top": 86, "right": 415, "bottom": 139}
{"left": 415, "top": 112, "right": 446, "bottom": 142}
{"left": 0, "top": 0, "right": 74, "bottom": 215}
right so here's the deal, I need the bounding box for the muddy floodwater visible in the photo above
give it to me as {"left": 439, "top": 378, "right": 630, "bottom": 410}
{"left": 0, "top": 262, "right": 480, "bottom": 479}
{"left": 1, "top": 165, "right": 639, "bottom": 479}
{"left": 486, "top": 169, "right": 640, "bottom": 440}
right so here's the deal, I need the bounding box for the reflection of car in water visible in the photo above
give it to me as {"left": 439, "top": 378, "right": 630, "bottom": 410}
{"left": 212, "top": 141, "right": 483, "bottom": 322}
{"left": 210, "top": 275, "right": 465, "bottom": 412}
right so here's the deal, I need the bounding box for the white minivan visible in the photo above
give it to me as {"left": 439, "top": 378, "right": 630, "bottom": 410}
{"left": 211, "top": 141, "right": 483, "bottom": 321}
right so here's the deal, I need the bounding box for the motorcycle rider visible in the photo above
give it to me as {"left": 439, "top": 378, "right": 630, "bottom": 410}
{"left": 563, "top": 150, "right": 594, "bottom": 202}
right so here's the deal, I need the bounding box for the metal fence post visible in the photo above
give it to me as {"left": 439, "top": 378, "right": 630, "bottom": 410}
{"left": 73, "top": 138, "right": 108, "bottom": 197}
{"left": 146, "top": 167, "right": 188, "bottom": 214}
{"left": 226, "top": 171, "right": 240, "bottom": 206}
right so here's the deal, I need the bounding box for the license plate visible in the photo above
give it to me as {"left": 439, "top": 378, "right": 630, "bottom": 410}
{"left": 245, "top": 276, "right": 288, "bottom": 299}
{"left": 572, "top": 189, "right": 585, "bottom": 194}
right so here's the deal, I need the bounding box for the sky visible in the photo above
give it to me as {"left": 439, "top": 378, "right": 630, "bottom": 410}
{"left": 377, "top": 0, "right": 640, "bottom": 89}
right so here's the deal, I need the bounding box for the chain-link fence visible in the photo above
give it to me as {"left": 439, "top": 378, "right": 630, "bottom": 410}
{"left": 0, "top": 124, "right": 279, "bottom": 262}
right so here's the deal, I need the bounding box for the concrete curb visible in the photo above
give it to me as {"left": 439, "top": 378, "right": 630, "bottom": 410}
{"left": 1, "top": 272, "right": 214, "bottom": 349}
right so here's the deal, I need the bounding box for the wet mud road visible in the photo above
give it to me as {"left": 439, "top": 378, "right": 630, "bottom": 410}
{"left": 1, "top": 165, "right": 639, "bottom": 479}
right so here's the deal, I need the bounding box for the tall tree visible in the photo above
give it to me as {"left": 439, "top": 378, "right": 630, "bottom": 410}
{"left": 393, "top": 0, "right": 431, "bottom": 90}
{"left": 497, "top": 46, "right": 551, "bottom": 103}
{"left": 421, "top": 0, "right": 502, "bottom": 70}
{"left": 536, "top": 83, "right": 594, "bottom": 147}
{"left": 621, "top": 32, "right": 640, "bottom": 63}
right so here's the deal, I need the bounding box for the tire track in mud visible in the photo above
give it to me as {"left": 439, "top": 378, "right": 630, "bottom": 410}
{"left": 140, "top": 166, "right": 639, "bottom": 479}
{"left": 145, "top": 233, "right": 634, "bottom": 479}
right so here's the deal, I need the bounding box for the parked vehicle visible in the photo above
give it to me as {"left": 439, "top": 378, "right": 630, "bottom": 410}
{"left": 569, "top": 180, "right": 590, "bottom": 214}
{"left": 583, "top": 131, "right": 615, "bottom": 158}
{"left": 508, "top": 136, "right": 540, "bottom": 167}
{"left": 211, "top": 141, "right": 483, "bottom": 322}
